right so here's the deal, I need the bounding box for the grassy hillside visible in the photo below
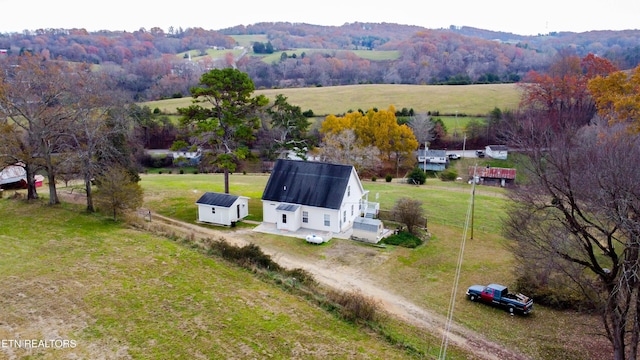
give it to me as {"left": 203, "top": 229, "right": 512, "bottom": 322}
{"left": 143, "top": 83, "right": 522, "bottom": 117}
{"left": 0, "top": 199, "right": 451, "bottom": 359}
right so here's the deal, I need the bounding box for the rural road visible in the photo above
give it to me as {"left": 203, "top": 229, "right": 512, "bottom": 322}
{"left": 150, "top": 213, "right": 530, "bottom": 360}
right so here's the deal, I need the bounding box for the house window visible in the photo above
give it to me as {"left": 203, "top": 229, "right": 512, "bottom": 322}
{"left": 282, "top": 214, "right": 287, "bottom": 224}
{"left": 211, "top": 207, "right": 216, "bottom": 214}
{"left": 351, "top": 205, "right": 354, "bottom": 216}
{"left": 347, "top": 185, "right": 351, "bottom": 196}
{"left": 343, "top": 210, "right": 346, "bottom": 223}
{"left": 324, "top": 214, "right": 330, "bottom": 227}
{"left": 302, "top": 211, "right": 308, "bottom": 223}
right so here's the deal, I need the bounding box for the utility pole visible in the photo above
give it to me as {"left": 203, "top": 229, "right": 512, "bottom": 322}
{"left": 470, "top": 164, "right": 477, "bottom": 240}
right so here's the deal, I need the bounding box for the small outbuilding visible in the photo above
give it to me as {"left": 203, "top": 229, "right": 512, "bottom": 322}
{"left": 351, "top": 217, "right": 385, "bottom": 244}
{"left": 485, "top": 145, "right": 508, "bottom": 160}
{"left": 196, "top": 192, "right": 249, "bottom": 226}
{"left": 469, "top": 166, "right": 516, "bottom": 187}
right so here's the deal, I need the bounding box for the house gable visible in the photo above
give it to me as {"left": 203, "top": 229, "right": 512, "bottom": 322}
{"left": 262, "top": 159, "right": 352, "bottom": 210}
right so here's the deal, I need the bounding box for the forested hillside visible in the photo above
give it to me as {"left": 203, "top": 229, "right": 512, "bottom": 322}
{"left": 1, "top": 22, "right": 638, "bottom": 101}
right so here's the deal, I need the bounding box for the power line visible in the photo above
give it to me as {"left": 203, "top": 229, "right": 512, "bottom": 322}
{"left": 439, "top": 164, "right": 477, "bottom": 359}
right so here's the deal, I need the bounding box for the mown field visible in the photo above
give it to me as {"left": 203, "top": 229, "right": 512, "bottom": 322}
{"left": 144, "top": 83, "right": 522, "bottom": 117}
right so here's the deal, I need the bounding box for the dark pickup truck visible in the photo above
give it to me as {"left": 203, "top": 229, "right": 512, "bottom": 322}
{"left": 466, "top": 283, "right": 533, "bottom": 315}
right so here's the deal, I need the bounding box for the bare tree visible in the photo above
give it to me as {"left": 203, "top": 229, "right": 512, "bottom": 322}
{"left": 408, "top": 113, "right": 435, "bottom": 147}
{"left": 66, "top": 70, "right": 131, "bottom": 212}
{"left": 0, "top": 54, "right": 78, "bottom": 204}
{"left": 392, "top": 197, "right": 426, "bottom": 235}
{"left": 316, "top": 129, "right": 381, "bottom": 175}
{"left": 504, "top": 120, "right": 640, "bottom": 360}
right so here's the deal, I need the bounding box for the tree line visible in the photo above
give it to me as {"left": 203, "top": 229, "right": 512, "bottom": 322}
{"left": 1, "top": 24, "right": 639, "bottom": 101}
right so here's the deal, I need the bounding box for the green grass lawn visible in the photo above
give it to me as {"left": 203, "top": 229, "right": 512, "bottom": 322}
{"left": 143, "top": 83, "right": 521, "bottom": 118}
{"left": 135, "top": 173, "right": 610, "bottom": 360}
{"left": 0, "top": 199, "right": 451, "bottom": 359}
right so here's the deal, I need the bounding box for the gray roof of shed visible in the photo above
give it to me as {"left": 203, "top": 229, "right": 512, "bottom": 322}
{"left": 196, "top": 192, "right": 240, "bottom": 208}
{"left": 261, "top": 159, "right": 353, "bottom": 210}
{"left": 353, "top": 217, "right": 382, "bottom": 232}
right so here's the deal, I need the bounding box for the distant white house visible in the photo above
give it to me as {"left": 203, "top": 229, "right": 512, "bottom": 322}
{"left": 196, "top": 192, "right": 249, "bottom": 226}
{"left": 171, "top": 147, "right": 202, "bottom": 165}
{"left": 261, "top": 159, "right": 377, "bottom": 236}
{"left": 485, "top": 145, "right": 508, "bottom": 160}
{"left": 417, "top": 148, "right": 448, "bottom": 171}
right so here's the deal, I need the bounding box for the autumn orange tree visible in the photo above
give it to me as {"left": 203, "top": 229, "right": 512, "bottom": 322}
{"left": 518, "top": 52, "right": 617, "bottom": 130}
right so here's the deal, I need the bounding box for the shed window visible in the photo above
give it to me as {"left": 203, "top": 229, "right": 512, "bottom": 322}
{"left": 211, "top": 207, "right": 216, "bottom": 214}
{"left": 324, "top": 214, "right": 330, "bottom": 227}
{"left": 302, "top": 211, "right": 308, "bottom": 223}
{"left": 282, "top": 214, "right": 287, "bottom": 224}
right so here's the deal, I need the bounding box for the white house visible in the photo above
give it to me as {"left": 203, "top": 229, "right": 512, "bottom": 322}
{"left": 485, "top": 145, "right": 508, "bottom": 160}
{"left": 196, "top": 192, "right": 249, "bottom": 226}
{"left": 261, "top": 159, "right": 376, "bottom": 236}
{"left": 171, "top": 147, "right": 202, "bottom": 165}
{"left": 417, "top": 148, "right": 448, "bottom": 171}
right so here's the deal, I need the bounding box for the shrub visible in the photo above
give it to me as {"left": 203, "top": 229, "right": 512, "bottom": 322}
{"left": 440, "top": 168, "right": 458, "bottom": 181}
{"left": 208, "top": 240, "right": 282, "bottom": 271}
{"left": 382, "top": 231, "right": 423, "bottom": 248}
{"left": 284, "top": 268, "right": 317, "bottom": 286}
{"left": 385, "top": 174, "right": 393, "bottom": 182}
{"left": 407, "top": 167, "right": 426, "bottom": 185}
{"left": 327, "top": 289, "right": 379, "bottom": 323}
{"left": 371, "top": 176, "right": 377, "bottom": 182}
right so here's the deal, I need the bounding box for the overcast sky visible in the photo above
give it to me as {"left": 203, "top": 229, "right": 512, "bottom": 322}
{"left": 1, "top": 0, "right": 638, "bottom": 36}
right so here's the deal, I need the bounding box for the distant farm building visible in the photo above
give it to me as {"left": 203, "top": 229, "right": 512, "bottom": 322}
{"left": 485, "top": 145, "right": 508, "bottom": 160}
{"left": 469, "top": 166, "right": 516, "bottom": 187}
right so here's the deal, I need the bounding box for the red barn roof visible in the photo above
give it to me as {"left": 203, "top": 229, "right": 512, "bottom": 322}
{"left": 469, "top": 166, "right": 516, "bottom": 179}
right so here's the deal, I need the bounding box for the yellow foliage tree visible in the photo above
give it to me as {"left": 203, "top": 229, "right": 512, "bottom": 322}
{"left": 320, "top": 106, "right": 418, "bottom": 174}
{"left": 588, "top": 65, "right": 640, "bottom": 133}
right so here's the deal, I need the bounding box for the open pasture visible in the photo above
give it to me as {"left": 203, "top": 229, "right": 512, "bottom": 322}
{"left": 144, "top": 83, "right": 521, "bottom": 117}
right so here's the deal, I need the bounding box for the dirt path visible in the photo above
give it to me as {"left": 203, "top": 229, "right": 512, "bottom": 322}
{"left": 149, "top": 212, "right": 530, "bottom": 360}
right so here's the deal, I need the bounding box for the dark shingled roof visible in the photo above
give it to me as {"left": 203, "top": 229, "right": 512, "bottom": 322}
{"left": 196, "top": 192, "right": 239, "bottom": 208}
{"left": 262, "top": 159, "right": 352, "bottom": 210}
